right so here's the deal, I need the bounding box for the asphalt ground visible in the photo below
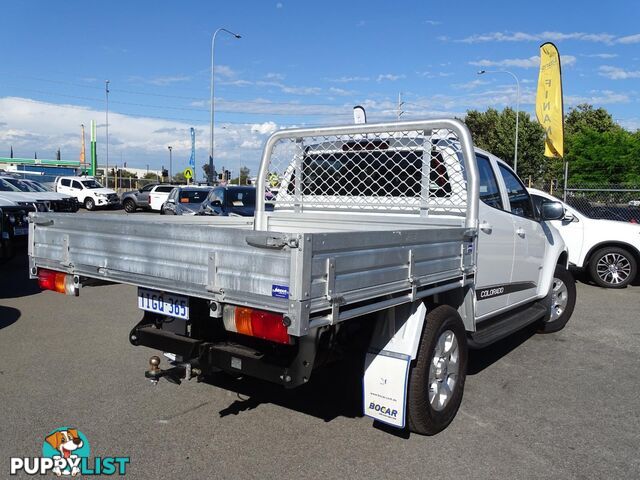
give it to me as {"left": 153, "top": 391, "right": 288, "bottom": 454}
{"left": 1, "top": 214, "right": 639, "bottom": 479}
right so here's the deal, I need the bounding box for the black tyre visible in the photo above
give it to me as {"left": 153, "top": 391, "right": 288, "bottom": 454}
{"left": 407, "top": 305, "right": 467, "bottom": 435}
{"left": 588, "top": 246, "right": 637, "bottom": 288}
{"left": 123, "top": 199, "right": 137, "bottom": 213}
{"left": 539, "top": 264, "right": 576, "bottom": 334}
{"left": 84, "top": 197, "right": 95, "bottom": 211}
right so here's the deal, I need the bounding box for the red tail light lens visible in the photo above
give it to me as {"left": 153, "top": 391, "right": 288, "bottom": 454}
{"left": 37, "top": 269, "right": 77, "bottom": 295}
{"left": 37, "top": 269, "right": 57, "bottom": 291}
{"left": 223, "top": 306, "right": 290, "bottom": 344}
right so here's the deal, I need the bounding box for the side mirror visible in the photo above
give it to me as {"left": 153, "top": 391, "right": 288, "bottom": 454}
{"left": 167, "top": 198, "right": 175, "bottom": 204}
{"left": 540, "top": 200, "right": 564, "bottom": 221}
{"left": 211, "top": 199, "right": 222, "bottom": 207}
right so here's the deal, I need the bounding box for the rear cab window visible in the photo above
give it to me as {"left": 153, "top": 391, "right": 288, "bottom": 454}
{"left": 60, "top": 179, "right": 71, "bottom": 187}
{"left": 476, "top": 155, "right": 503, "bottom": 209}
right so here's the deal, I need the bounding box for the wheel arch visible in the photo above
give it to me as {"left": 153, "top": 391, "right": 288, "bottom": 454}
{"left": 583, "top": 241, "right": 640, "bottom": 267}
{"left": 557, "top": 250, "right": 569, "bottom": 268}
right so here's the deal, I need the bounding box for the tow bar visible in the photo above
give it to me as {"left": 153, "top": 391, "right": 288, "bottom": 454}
{"left": 145, "top": 355, "right": 202, "bottom": 385}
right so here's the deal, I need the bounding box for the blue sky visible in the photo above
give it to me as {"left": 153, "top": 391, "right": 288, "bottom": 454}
{"left": 0, "top": 0, "right": 638, "bottom": 177}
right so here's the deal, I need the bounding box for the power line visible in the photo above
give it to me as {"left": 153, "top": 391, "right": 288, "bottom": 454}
{"left": 2, "top": 73, "right": 352, "bottom": 107}
{"left": 1, "top": 87, "right": 355, "bottom": 117}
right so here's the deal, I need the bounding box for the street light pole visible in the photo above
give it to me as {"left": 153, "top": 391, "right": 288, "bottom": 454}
{"left": 168, "top": 146, "right": 173, "bottom": 182}
{"left": 477, "top": 70, "right": 520, "bottom": 173}
{"left": 105, "top": 80, "right": 110, "bottom": 186}
{"left": 210, "top": 27, "right": 241, "bottom": 185}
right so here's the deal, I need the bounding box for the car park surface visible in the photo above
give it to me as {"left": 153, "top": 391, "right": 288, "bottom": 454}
{"left": 1, "top": 208, "right": 639, "bottom": 478}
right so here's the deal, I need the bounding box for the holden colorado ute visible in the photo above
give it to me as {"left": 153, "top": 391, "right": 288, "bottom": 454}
{"left": 29, "top": 119, "right": 575, "bottom": 435}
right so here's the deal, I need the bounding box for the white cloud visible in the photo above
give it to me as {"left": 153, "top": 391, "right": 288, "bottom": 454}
{"left": 0, "top": 96, "right": 279, "bottom": 174}
{"left": 276, "top": 2, "right": 283, "bottom": 8}
{"left": 456, "top": 31, "right": 619, "bottom": 44}
{"left": 376, "top": 73, "right": 406, "bottom": 82}
{"left": 128, "top": 75, "right": 191, "bottom": 86}
{"left": 214, "top": 65, "right": 237, "bottom": 78}
{"left": 424, "top": 19, "right": 441, "bottom": 25}
{"left": 565, "top": 90, "right": 630, "bottom": 105}
{"left": 598, "top": 65, "right": 640, "bottom": 79}
{"left": 618, "top": 118, "right": 640, "bottom": 131}
{"left": 250, "top": 121, "right": 278, "bottom": 135}
{"left": 452, "top": 79, "right": 490, "bottom": 90}
{"left": 617, "top": 33, "right": 640, "bottom": 44}
{"left": 328, "top": 87, "right": 357, "bottom": 96}
{"left": 327, "top": 76, "right": 370, "bottom": 83}
{"left": 582, "top": 53, "right": 618, "bottom": 58}
{"left": 470, "top": 55, "right": 576, "bottom": 68}
{"left": 265, "top": 72, "right": 285, "bottom": 81}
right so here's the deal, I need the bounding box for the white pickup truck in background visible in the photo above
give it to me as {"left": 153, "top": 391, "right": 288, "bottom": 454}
{"left": 55, "top": 176, "right": 119, "bottom": 211}
{"left": 530, "top": 188, "right": 640, "bottom": 288}
{"left": 29, "top": 119, "right": 575, "bottom": 435}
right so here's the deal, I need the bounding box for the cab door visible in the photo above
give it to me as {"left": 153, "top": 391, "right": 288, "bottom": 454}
{"left": 71, "top": 180, "right": 84, "bottom": 201}
{"left": 474, "top": 155, "right": 515, "bottom": 319}
{"left": 496, "top": 164, "right": 546, "bottom": 305}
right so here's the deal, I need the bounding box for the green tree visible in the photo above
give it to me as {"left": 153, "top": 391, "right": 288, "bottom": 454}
{"left": 464, "top": 108, "right": 555, "bottom": 183}
{"left": 565, "top": 104, "right": 621, "bottom": 136}
{"left": 566, "top": 128, "right": 640, "bottom": 185}
{"left": 202, "top": 163, "right": 214, "bottom": 181}
{"left": 172, "top": 172, "right": 186, "bottom": 184}
{"left": 230, "top": 166, "right": 251, "bottom": 185}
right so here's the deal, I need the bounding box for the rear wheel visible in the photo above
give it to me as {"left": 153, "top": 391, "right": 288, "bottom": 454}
{"left": 539, "top": 264, "right": 576, "bottom": 333}
{"left": 123, "top": 199, "right": 136, "bottom": 213}
{"left": 588, "top": 246, "right": 637, "bottom": 288}
{"left": 84, "top": 197, "right": 95, "bottom": 211}
{"left": 406, "top": 305, "right": 467, "bottom": 435}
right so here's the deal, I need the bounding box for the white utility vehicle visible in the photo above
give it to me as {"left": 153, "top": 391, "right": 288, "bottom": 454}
{"left": 149, "top": 184, "right": 176, "bottom": 211}
{"left": 29, "top": 120, "right": 575, "bottom": 435}
{"left": 55, "top": 176, "right": 119, "bottom": 210}
{"left": 530, "top": 188, "right": 639, "bottom": 288}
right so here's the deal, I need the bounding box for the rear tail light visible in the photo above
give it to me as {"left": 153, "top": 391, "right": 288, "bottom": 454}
{"left": 222, "top": 305, "right": 290, "bottom": 344}
{"left": 37, "top": 269, "right": 78, "bottom": 296}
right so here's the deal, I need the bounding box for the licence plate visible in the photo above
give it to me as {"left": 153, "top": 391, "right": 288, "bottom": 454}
{"left": 13, "top": 227, "right": 28, "bottom": 236}
{"left": 137, "top": 288, "right": 189, "bottom": 319}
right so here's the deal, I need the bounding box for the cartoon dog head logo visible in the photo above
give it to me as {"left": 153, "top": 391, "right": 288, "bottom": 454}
{"left": 42, "top": 427, "right": 90, "bottom": 476}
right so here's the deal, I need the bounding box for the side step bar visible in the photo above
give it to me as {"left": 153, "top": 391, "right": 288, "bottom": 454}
{"left": 468, "top": 300, "right": 548, "bottom": 348}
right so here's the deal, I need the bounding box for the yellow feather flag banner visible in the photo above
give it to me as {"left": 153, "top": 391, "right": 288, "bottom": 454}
{"left": 536, "top": 42, "right": 564, "bottom": 158}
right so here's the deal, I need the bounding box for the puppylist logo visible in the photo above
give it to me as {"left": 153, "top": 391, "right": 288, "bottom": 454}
{"left": 10, "top": 427, "right": 130, "bottom": 476}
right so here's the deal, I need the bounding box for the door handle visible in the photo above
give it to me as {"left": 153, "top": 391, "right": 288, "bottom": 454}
{"left": 480, "top": 221, "right": 493, "bottom": 234}
{"left": 516, "top": 227, "right": 526, "bottom": 238}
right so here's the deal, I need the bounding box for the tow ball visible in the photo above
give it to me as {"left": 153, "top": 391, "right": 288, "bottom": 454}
{"left": 145, "top": 355, "right": 201, "bottom": 385}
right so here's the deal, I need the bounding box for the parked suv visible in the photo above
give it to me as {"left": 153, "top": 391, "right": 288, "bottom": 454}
{"left": 530, "top": 188, "right": 640, "bottom": 288}
{"left": 121, "top": 183, "right": 164, "bottom": 213}
{"left": 55, "top": 176, "right": 119, "bottom": 211}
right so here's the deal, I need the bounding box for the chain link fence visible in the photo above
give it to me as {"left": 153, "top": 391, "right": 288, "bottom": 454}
{"left": 530, "top": 181, "right": 640, "bottom": 223}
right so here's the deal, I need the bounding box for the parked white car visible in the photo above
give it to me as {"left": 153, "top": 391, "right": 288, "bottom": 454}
{"left": 629, "top": 200, "right": 640, "bottom": 207}
{"left": 55, "top": 176, "right": 119, "bottom": 211}
{"left": 529, "top": 188, "right": 640, "bottom": 288}
{"left": 149, "top": 184, "right": 176, "bottom": 211}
